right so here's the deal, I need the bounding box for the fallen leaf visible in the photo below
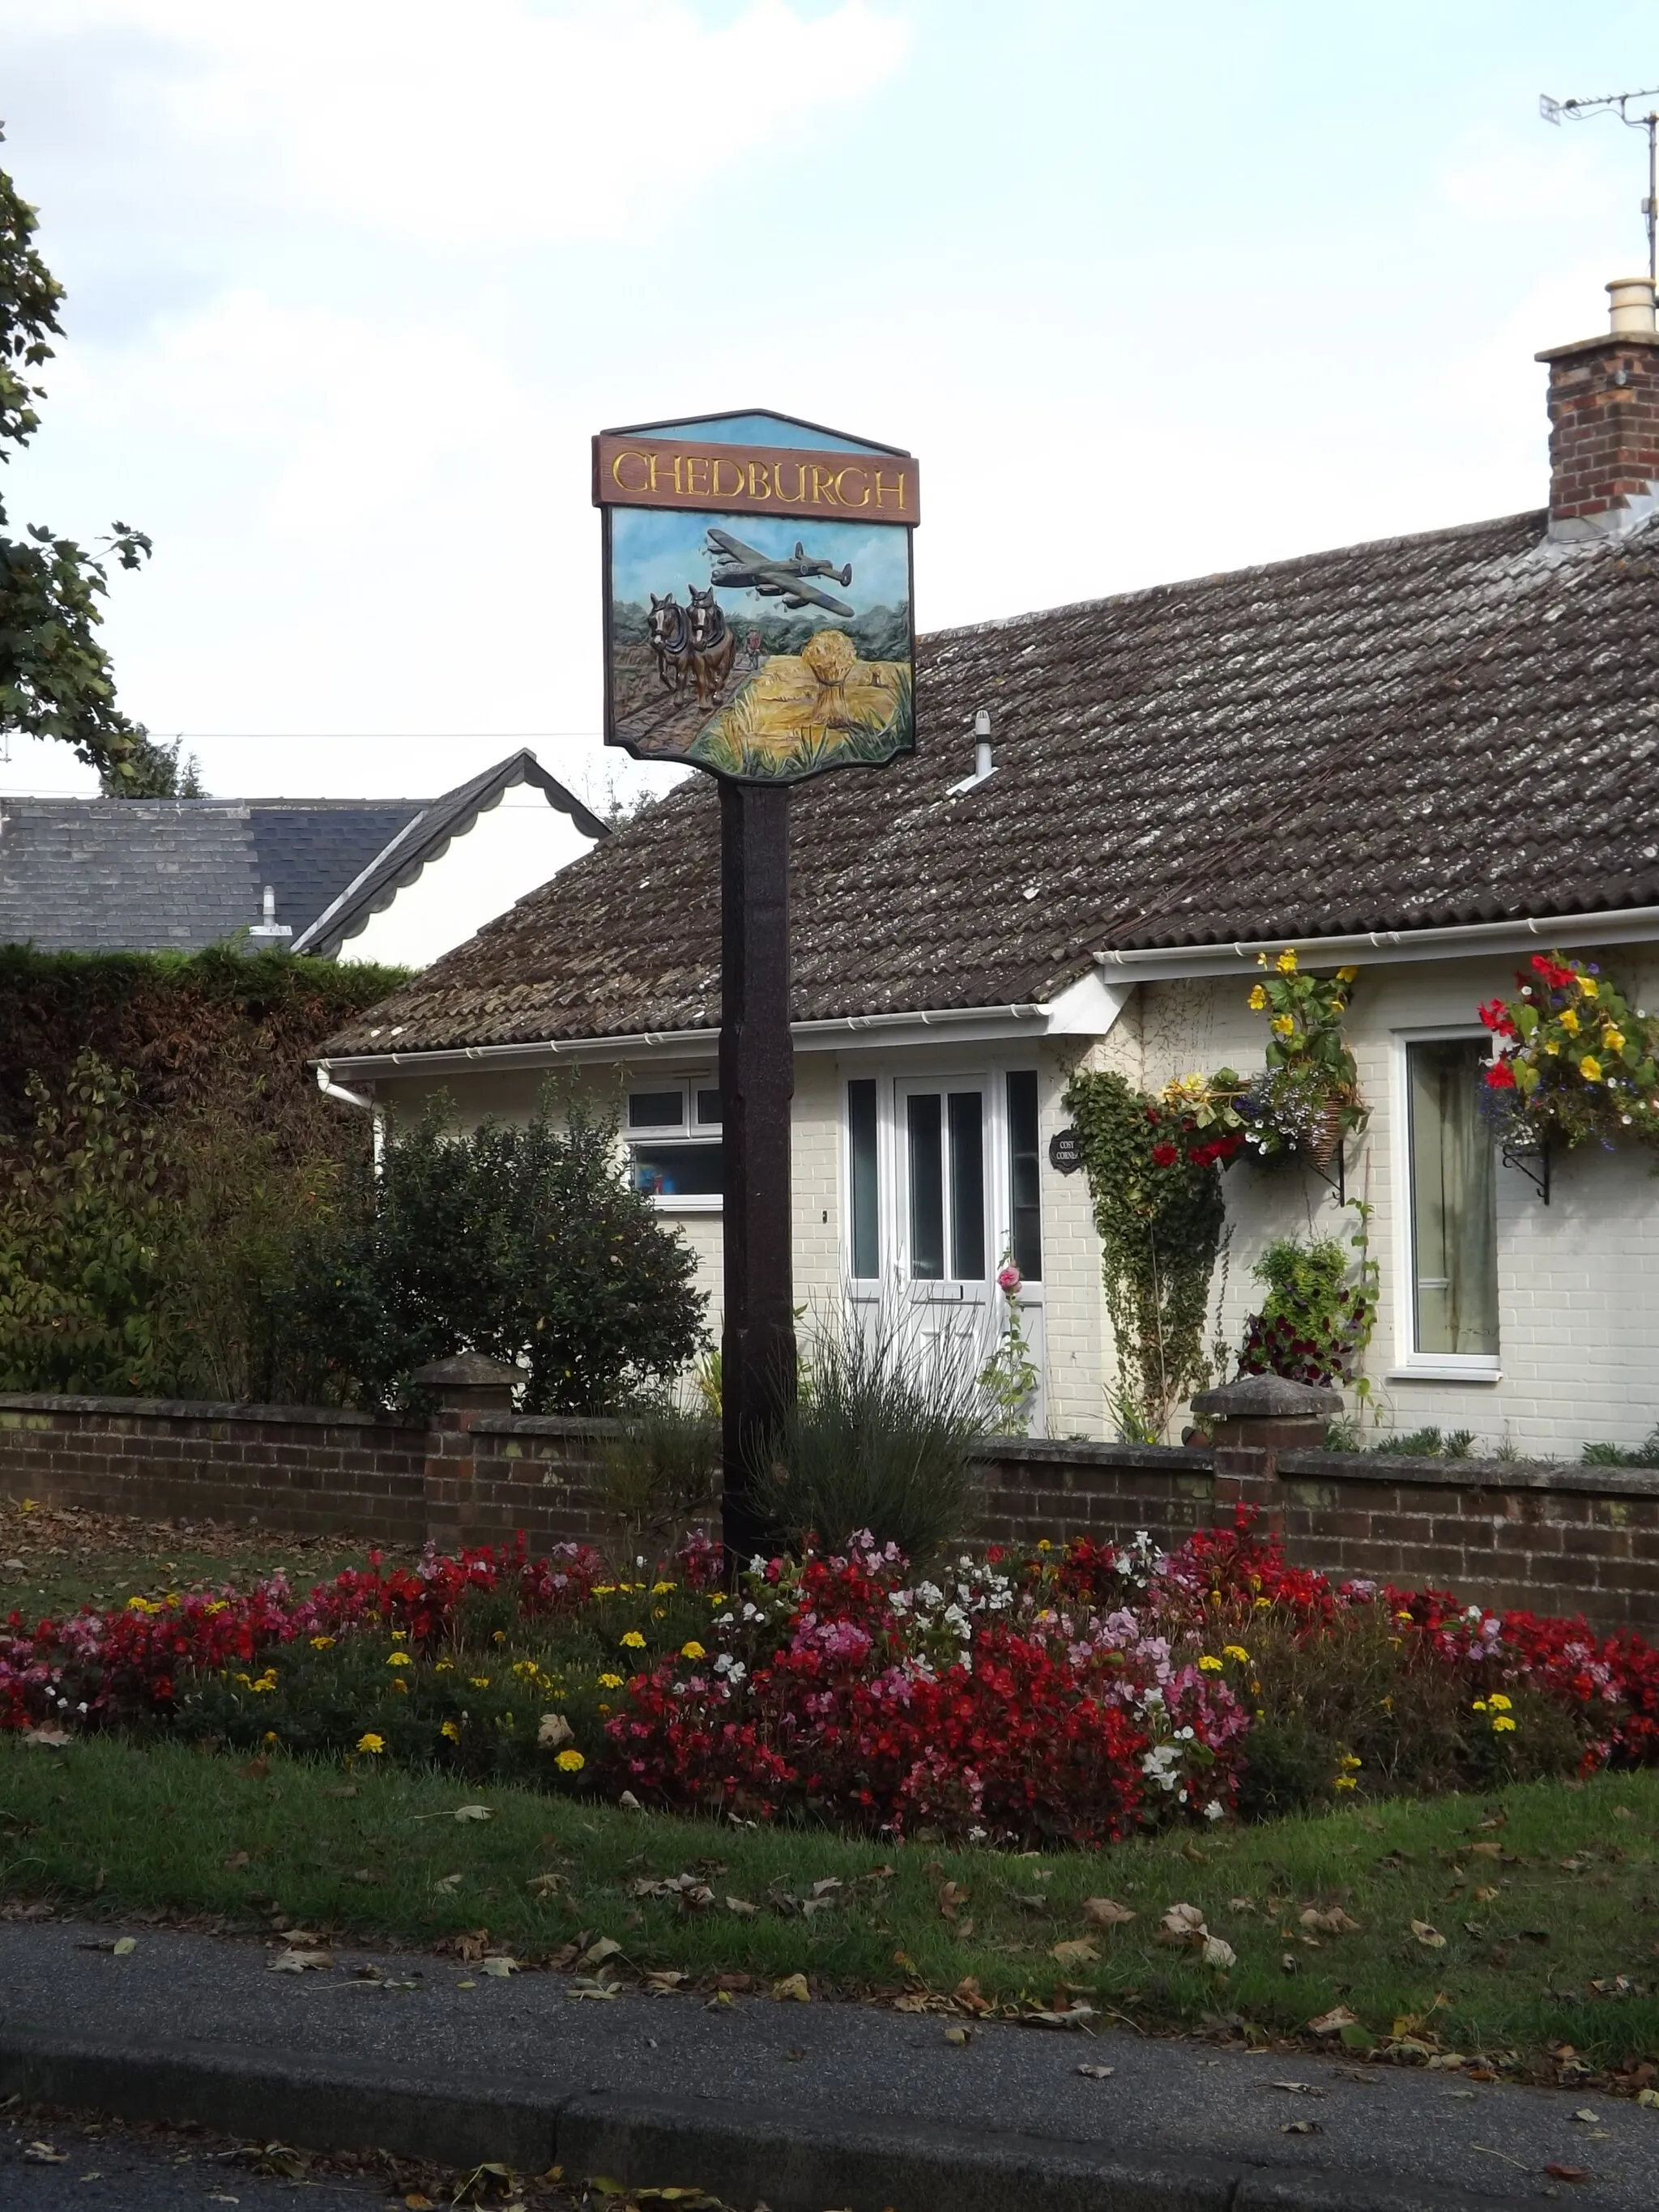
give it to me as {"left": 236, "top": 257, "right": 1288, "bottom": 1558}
{"left": 23, "top": 2142, "right": 69, "bottom": 2163}
{"left": 321, "top": 1784, "right": 357, "bottom": 1800}
{"left": 954, "top": 1975, "right": 992, "bottom": 2016}
{"left": 1559, "top": 1853, "right": 1591, "bottom": 1874}
{"left": 1023, "top": 2003, "right": 1098, "bottom": 2028}
{"left": 403, "top": 2197, "right": 436, "bottom": 2210}
{"left": 1467, "top": 1842, "right": 1503, "bottom": 1860}
{"left": 453, "top": 1804, "right": 492, "bottom": 1822}
{"left": 1269, "top": 2082, "right": 1324, "bottom": 2096}
{"left": 576, "top": 1937, "right": 621, "bottom": 1971}
{"left": 1299, "top": 1907, "right": 1361, "bottom": 1936}
{"left": 1050, "top": 1937, "right": 1100, "bottom": 1968}
{"left": 1201, "top": 1936, "right": 1237, "bottom": 1970}
{"left": 617, "top": 1790, "right": 644, "bottom": 1811}
{"left": 268, "top": 1949, "right": 332, "bottom": 1974}
{"left": 537, "top": 1713, "right": 574, "bottom": 1751}
{"left": 1077, "top": 2064, "right": 1116, "bottom": 2079}
{"left": 936, "top": 1881, "right": 970, "bottom": 1920}
{"left": 1308, "top": 2005, "right": 1359, "bottom": 2035}
{"left": 943, "top": 2026, "right": 971, "bottom": 2046}
{"left": 1411, "top": 1920, "right": 1448, "bottom": 1950}
{"left": 21, "top": 1727, "right": 69, "bottom": 1750}
{"left": 644, "top": 1971, "right": 688, "bottom": 1993}
{"left": 526, "top": 1872, "right": 563, "bottom": 1898}
{"left": 432, "top": 1873, "right": 463, "bottom": 1896}
{"left": 772, "top": 1972, "right": 811, "bottom": 2002}
{"left": 1082, "top": 1897, "right": 1136, "bottom": 1929}
{"left": 724, "top": 1896, "right": 759, "bottom": 1918}
{"left": 238, "top": 1757, "right": 270, "bottom": 1780}
{"left": 480, "top": 1955, "right": 518, "bottom": 1977}
{"left": 1544, "top": 2164, "right": 1589, "bottom": 2184}
{"left": 1636, "top": 2086, "right": 1659, "bottom": 2108}
{"left": 112, "top": 1937, "right": 136, "bottom": 1957}
{"left": 1282, "top": 2119, "right": 1321, "bottom": 2136}
{"left": 1159, "top": 1902, "right": 1206, "bottom": 1941}
{"left": 567, "top": 1984, "right": 620, "bottom": 2001}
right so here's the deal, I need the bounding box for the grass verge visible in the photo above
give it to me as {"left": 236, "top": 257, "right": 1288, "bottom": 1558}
{"left": 2, "top": 1737, "right": 1656, "bottom": 2075}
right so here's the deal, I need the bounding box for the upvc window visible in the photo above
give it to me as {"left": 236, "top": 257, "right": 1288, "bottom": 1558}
{"left": 1403, "top": 1037, "right": 1498, "bottom": 1363}
{"left": 626, "top": 1080, "right": 723, "bottom": 1209}
{"left": 842, "top": 1070, "right": 1043, "bottom": 1287}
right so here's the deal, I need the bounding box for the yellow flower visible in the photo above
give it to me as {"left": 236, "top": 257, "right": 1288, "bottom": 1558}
{"left": 1580, "top": 1055, "right": 1603, "bottom": 1081}
{"left": 1333, "top": 1775, "right": 1358, "bottom": 1790}
{"left": 1472, "top": 1698, "right": 1487, "bottom": 1712}
{"left": 263, "top": 1730, "right": 279, "bottom": 1745}
{"left": 1222, "top": 1644, "right": 1250, "bottom": 1664}
{"left": 434, "top": 1658, "right": 454, "bottom": 1673}
{"left": 1580, "top": 974, "right": 1599, "bottom": 998}
{"left": 651, "top": 1607, "right": 667, "bottom": 1620}
{"left": 440, "top": 1720, "right": 460, "bottom": 1741}
{"left": 1197, "top": 1654, "right": 1224, "bottom": 1673}
{"left": 1604, "top": 1026, "right": 1626, "bottom": 1053}
{"left": 356, "top": 1732, "right": 385, "bottom": 1754}
{"left": 555, "top": 1749, "right": 585, "bottom": 1772}
{"left": 468, "top": 1676, "right": 492, "bottom": 1690}
{"left": 309, "top": 1635, "right": 335, "bottom": 1651}
{"left": 1545, "top": 1040, "right": 1561, "bottom": 1055}
{"left": 593, "top": 1584, "right": 616, "bottom": 1597}
{"left": 598, "top": 1702, "right": 612, "bottom": 1717}
{"left": 598, "top": 1673, "right": 625, "bottom": 1690}
{"left": 1253, "top": 1596, "right": 1272, "bottom": 1609}
{"left": 680, "top": 1641, "right": 707, "bottom": 1660}
{"left": 1491, "top": 1715, "right": 1516, "bottom": 1733}
{"left": 1277, "top": 948, "right": 1299, "bottom": 973}
{"left": 651, "top": 1580, "right": 676, "bottom": 1595}
{"left": 390, "top": 1630, "right": 407, "bottom": 1643}
{"left": 1270, "top": 1013, "right": 1295, "bottom": 1038}
{"left": 1339, "top": 1754, "right": 1362, "bottom": 1770}
{"left": 1559, "top": 1007, "right": 1580, "bottom": 1034}
{"left": 1337, "top": 965, "right": 1358, "bottom": 983}
{"left": 1257, "top": 951, "right": 1269, "bottom": 966}
{"left": 386, "top": 1651, "right": 412, "bottom": 1668}
{"left": 1247, "top": 984, "right": 1268, "bottom": 1012}
{"left": 1487, "top": 1693, "right": 1512, "bottom": 1711}
{"left": 1397, "top": 1610, "right": 1414, "bottom": 1622}
{"left": 621, "top": 1630, "right": 646, "bottom": 1649}
{"left": 1037, "top": 1538, "right": 1052, "bottom": 1552}
{"left": 390, "top": 1678, "right": 408, "bottom": 1694}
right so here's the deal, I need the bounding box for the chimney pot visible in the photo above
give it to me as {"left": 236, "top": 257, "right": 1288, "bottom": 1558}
{"left": 1608, "top": 277, "right": 1657, "bottom": 336}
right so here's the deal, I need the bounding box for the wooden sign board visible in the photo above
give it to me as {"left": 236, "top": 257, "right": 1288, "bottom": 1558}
{"left": 594, "top": 408, "right": 919, "bottom": 786}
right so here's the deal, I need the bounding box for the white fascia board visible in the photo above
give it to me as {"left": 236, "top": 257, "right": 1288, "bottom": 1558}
{"left": 1040, "top": 968, "right": 1132, "bottom": 1034}
{"left": 1093, "top": 906, "right": 1659, "bottom": 982}
{"left": 319, "top": 1003, "right": 1068, "bottom": 1084}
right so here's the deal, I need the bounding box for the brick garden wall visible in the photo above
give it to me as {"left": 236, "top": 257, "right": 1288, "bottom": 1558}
{"left": 1, "top": 1395, "right": 1655, "bottom": 1634}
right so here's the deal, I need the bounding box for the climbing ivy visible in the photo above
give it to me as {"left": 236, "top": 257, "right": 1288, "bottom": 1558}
{"left": 1062, "top": 1068, "right": 1227, "bottom": 1441}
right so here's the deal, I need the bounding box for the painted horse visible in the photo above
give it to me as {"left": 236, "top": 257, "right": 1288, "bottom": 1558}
{"left": 647, "top": 592, "right": 693, "bottom": 693}
{"left": 688, "top": 586, "right": 737, "bottom": 707}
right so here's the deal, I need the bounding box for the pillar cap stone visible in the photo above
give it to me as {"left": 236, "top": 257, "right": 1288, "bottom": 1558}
{"left": 411, "top": 1353, "right": 522, "bottom": 1391}
{"left": 1191, "top": 1373, "right": 1341, "bottom": 1419}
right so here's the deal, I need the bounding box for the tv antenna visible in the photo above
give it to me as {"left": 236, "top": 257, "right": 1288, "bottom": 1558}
{"left": 1541, "top": 85, "right": 1659, "bottom": 283}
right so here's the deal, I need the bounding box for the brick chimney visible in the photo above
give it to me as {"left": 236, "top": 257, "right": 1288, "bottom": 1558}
{"left": 1537, "top": 277, "right": 1659, "bottom": 539}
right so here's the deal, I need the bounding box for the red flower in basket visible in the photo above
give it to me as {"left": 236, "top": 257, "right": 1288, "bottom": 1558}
{"left": 1150, "top": 1141, "right": 1179, "bottom": 1167}
{"left": 1485, "top": 1059, "right": 1516, "bottom": 1089}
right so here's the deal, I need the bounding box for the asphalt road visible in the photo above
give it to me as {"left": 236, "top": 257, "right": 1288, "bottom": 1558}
{"left": 0, "top": 2106, "right": 386, "bottom": 2211}
{"left": 0, "top": 1919, "right": 1656, "bottom": 2209}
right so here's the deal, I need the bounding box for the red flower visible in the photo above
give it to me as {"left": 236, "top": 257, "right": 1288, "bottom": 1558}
{"left": 1150, "top": 1141, "right": 1179, "bottom": 1167}
{"left": 1478, "top": 999, "right": 1517, "bottom": 1037}
{"left": 1485, "top": 1059, "right": 1517, "bottom": 1089}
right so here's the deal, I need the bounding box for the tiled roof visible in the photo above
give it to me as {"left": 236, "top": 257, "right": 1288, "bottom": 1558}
{"left": 291, "top": 752, "right": 607, "bottom": 958}
{"left": 319, "top": 507, "right": 1659, "bottom": 1055}
{"left": 0, "top": 752, "right": 603, "bottom": 959}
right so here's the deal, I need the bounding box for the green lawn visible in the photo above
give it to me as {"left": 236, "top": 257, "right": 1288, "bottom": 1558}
{"left": 3, "top": 1736, "right": 1656, "bottom": 2074}
{"left": 0, "top": 1495, "right": 401, "bottom": 1624}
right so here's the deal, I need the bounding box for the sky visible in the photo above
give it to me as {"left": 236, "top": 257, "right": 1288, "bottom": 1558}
{"left": 1, "top": 1, "right": 1656, "bottom": 812}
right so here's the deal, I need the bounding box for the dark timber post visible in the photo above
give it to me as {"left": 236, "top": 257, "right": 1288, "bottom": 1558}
{"left": 719, "top": 780, "right": 795, "bottom": 1569}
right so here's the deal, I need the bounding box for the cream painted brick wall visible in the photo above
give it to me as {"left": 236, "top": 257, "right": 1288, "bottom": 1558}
{"left": 1138, "top": 951, "right": 1659, "bottom": 1458}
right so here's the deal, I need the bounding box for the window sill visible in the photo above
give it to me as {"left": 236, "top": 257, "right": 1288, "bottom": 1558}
{"left": 1385, "top": 1361, "right": 1501, "bottom": 1384}
{"left": 650, "top": 1195, "right": 723, "bottom": 1215}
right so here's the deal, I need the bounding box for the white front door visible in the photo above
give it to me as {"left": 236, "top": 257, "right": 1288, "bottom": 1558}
{"left": 894, "top": 1077, "right": 996, "bottom": 1364}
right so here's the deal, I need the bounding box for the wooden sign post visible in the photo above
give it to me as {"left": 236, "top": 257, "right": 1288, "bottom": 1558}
{"left": 594, "top": 410, "right": 921, "bottom": 1566}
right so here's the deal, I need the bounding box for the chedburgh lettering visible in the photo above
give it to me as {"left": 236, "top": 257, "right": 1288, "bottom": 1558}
{"left": 593, "top": 433, "right": 920, "bottom": 526}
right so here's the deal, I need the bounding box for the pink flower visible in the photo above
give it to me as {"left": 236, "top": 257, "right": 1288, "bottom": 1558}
{"left": 997, "top": 1264, "right": 1022, "bottom": 1294}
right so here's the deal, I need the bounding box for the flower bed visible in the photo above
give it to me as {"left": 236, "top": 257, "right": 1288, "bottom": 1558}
{"left": 2, "top": 1518, "right": 1655, "bottom": 1848}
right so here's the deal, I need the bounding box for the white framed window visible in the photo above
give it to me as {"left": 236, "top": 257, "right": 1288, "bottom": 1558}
{"left": 626, "top": 1079, "right": 723, "bottom": 1212}
{"left": 1388, "top": 1029, "right": 1499, "bottom": 1379}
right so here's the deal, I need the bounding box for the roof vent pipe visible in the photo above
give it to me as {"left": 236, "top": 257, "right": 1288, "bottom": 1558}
{"left": 1608, "top": 277, "right": 1658, "bottom": 335}
{"left": 973, "top": 707, "right": 993, "bottom": 781}
{"left": 249, "top": 884, "right": 293, "bottom": 948}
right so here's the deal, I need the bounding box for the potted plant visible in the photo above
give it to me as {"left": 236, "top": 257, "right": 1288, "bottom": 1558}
{"left": 1236, "top": 951, "right": 1366, "bottom": 1169}
{"left": 1479, "top": 951, "right": 1659, "bottom": 1154}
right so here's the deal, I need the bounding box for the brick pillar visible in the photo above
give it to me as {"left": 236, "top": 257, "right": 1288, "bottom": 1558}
{"left": 1537, "top": 281, "right": 1659, "bottom": 538}
{"left": 1189, "top": 1375, "right": 1341, "bottom": 1538}
{"left": 413, "top": 1354, "right": 521, "bottom": 1550}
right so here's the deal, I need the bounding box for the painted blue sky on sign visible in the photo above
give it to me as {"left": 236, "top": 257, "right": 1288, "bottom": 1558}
{"left": 619, "top": 411, "right": 899, "bottom": 455}
{"left": 610, "top": 507, "right": 910, "bottom": 616}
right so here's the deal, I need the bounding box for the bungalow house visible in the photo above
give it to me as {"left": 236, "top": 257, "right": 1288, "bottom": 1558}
{"left": 316, "top": 279, "right": 1659, "bottom": 1460}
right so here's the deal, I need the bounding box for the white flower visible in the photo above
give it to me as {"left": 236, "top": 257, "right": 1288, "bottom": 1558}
{"left": 967, "top": 1824, "right": 988, "bottom": 1843}
{"left": 1203, "top": 1799, "right": 1225, "bottom": 1822}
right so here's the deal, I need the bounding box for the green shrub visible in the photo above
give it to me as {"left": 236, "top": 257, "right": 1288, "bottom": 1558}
{"left": 753, "top": 1316, "right": 987, "bottom": 1562}
{"left": 1582, "top": 1430, "right": 1659, "bottom": 1468}
{"left": 1371, "top": 1426, "right": 1477, "bottom": 1460}
{"left": 283, "top": 1088, "right": 707, "bottom": 1415}
{"left": 599, "top": 1399, "right": 720, "bottom": 1556}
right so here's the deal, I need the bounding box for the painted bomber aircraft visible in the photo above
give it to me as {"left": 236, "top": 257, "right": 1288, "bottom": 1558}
{"left": 704, "top": 526, "right": 856, "bottom": 617}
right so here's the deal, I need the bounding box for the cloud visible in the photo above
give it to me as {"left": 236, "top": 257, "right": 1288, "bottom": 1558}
{"left": 11, "top": 0, "right": 911, "bottom": 245}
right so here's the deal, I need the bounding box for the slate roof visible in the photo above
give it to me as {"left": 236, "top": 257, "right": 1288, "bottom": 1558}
{"left": 0, "top": 753, "right": 603, "bottom": 959}
{"left": 319, "top": 507, "right": 1659, "bottom": 1056}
